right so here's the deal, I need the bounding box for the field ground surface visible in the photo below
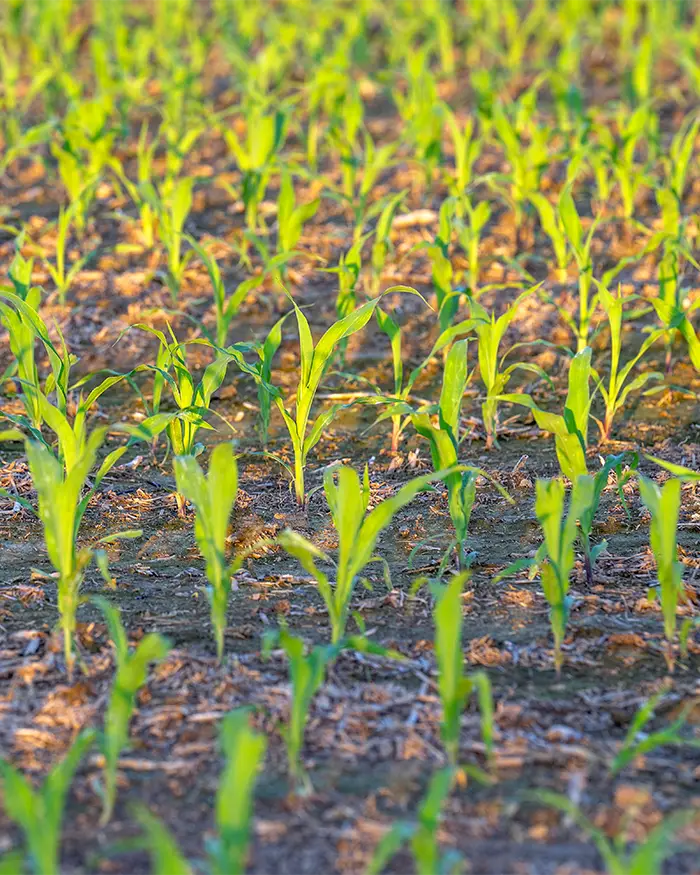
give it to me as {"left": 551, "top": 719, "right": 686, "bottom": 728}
{"left": 1, "top": 2, "right": 700, "bottom": 874}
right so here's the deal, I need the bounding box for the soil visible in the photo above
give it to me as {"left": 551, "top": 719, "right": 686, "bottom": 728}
{"left": 1, "top": 48, "right": 700, "bottom": 875}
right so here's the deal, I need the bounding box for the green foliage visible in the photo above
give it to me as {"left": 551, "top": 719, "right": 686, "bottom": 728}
{"left": 93, "top": 597, "right": 171, "bottom": 825}
{"left": 136, "top": 709, "right": 266, "bottom": 875}
{"left": 278, "top": 465, "right": 453, "bottom": 642}
{"left": 265, "top": 287, "right": 421, "bottom": 504}
{"left": 535, "top": 791, "right": 693, "bottom": 875}
{"left": 432, "top": 573, "right": 494, "bottom": 765}
{"left": 1, "top": 432, "right": 140, "bottom": 677}
{"left": 187, "top": 236, "right": 264, "bottom": 347}
{"left": 534, "top": 476, "right": 595, "bottom": 674}
{"left": 277, "top": 170, "right": 320, "bottom": 256}
{"left": 638, "top": 475, "right": 685, "bottom": 669}
{"left": 577, "top": 453, "right": 637, "bottom": 586}
{"left": 500, "top": 347, "right": 592, "bottom": 482}
{"left": 139, "top": 177, "right": 193, "bottom": 300}
{"left": 593, "top": 285, "right": 664, "bottom": 441}
{"left": 221, "top": 101, "right": 288, "bottom": 231}
{"left": 610, "top": 687, "right": 700, "bottom": 776}
{"left": 366, "top": 768, "right": 463, "bottom": 875}
{"left": 408, "top": 339, "right": 513, "bottom": 569}
{"left": 117, "top": 323, "right": 258, "bottom": 457}
{"left": 0, "top": 729, "right": 95, "bottom": 875}
{"left": 173, "top": 443, "right": 244, "bottom": 660}
{"left": 263, "top": 625, "right": 401, "bottom": 791}
{"left": 469, "top": 286, "right": 546, "bottom": 448}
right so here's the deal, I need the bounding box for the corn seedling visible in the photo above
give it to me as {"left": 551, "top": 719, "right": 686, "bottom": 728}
{"left": 456, "top": 195, "right": 491, "bottom": 298}
{"left": 407, "top": 339, "right": 513, "bottom": 570}
{"left": 0, "top": 273, "right": 44, "bottom": 429}
{"left": 40, "top": 203, "right": 95, "bottom": 304}
{"left": 445, "top": 109, "right": 482, "bottom": 197}
{"left": 469, "top": 286, "right": 548, "bottom": 448}
{"left": 187, "top": 236, "right": 264, "bottom": 347}
{"left": 174, "top": 443, "right": 267, "bottom": 660}
{"left": 327, "top": 233, "right": 368, "bottom": 364}
{"left": 421, "top": 198, "right": 461, "bottom": 336}
{"left": 263, "top": 625, "right": 402, "bottom": 792}
{"left": 535, "top": 475, "right": 596, "bottom": 674}
{"left": 221, "top": 101, "right": 288, "bottom": 232}
{"left": 432, "top": 573, "right": 494, "bottom": 765}
{"left": 0, "top": 729, "right": 95, "bottom": 875}
{"left": 366, "top": 767, "right": 463, "bottom": 875}
{"left": 325, "top": 133, "right": 397, "bottom": 243}
{"left": 652, "top": 244, "right": 700, "bottom": 374}
{"left": 136, "top": 708, "right": 266, "bottom": 875}
{"left": 610, "top": 687, "right": 700, "bottom": 776}
{"left": 278, "top": 465, "right": 454, "bottom": 642}
{"left": 2, "top": 432, "right": 140, "bottom": 676}
{"left": 92, "top": 597, "right": 171, "bottom": 825}
{"left": 370, "top": 190, "right": 406, "bottom": 295}
{"left": 534, "top": 791, "right": 693, "bottom": 875}
{"left": 265, "top": 287, "right": 419, "bottom": 505}
{"left": 491, "top": 105, "right": 550, "bottom": 227}
{"left": 255, "top": 311, "right": 290, "bottom": 446}
{"left": 592, "top": 285, "right": 665, "bottom": 441}
{"left": 141, "top": 177, "right": 194, "bottom": 301}
{"left": 577, "top": 453, "right": 637, "bottom": 587}
{"left": 638, "top": 475, "right": 686, "bottom": 670}
{"left": 110, "top": 120, "right": 159, "bottom": 249}
{"left": 117, "top": 323, "right": 257, "bottom": 458}
{"left": 0, "top": 289, "right": 75, "bottom": 427}
{"left": 276, "top": 170, "right": 320, "bottom": 259}
{"left": 500, "top": 347, "right": 592, "bottom": 482}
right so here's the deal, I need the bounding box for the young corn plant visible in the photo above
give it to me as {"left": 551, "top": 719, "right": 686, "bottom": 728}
{"left": 444, "top": 108, "right": 482, "bottom": 198}
{"left": 653, "top": 244, "right": 700, "bottom": 374}
{"left": 547, "top": 188, "right": 602, "bottom": 351}
{"left": 136, "top": 709, "right": 266, "bottom": 875}
{"left": 370, "top": 190, "right": 406, "bottom": 296}
{"left": 1, "top": 431, "right": 140, "bottom": 677}
{"left": 433, "top": 572, "right": 494, "bottom": 766}
{"left": 0, "top": 729, "right": 95, "bottom": 875}
{"left": 110, "top": 120, "right": 159, "bottom": 249}
{"left": 592, "top": 285, "right": 665, "bottom": 441}
{"left": 118, "top": 324, "right": 256, "bottom": 458}
{"left": 173, "top": 443, "right": 265, "bottom": 660}
{"left": 534, "top": 791, "right": 693, "bottom": 875}
{"left": 577, "top": 453, "right": 637, "bottom": 587}
{"left": 0, "top": 289, "right": 75, "bottom": 429}
{"left": 92, "top": 597, "right": 171, "bottom": 825}
{"left": 500, "top": 347, "right": 592, "bottom": 482}
{"left": 278, "top": 465, "right": 452, "bottom": 643}
{"left": 186, "top": 237, "right": 265, "bottom": 347}
{"left": 638, "top": 475, "right": 686, "bottom": 671}
{"left": 276, "top": 170, "right": 320, "bottom": 259}
{"left": 366, "top": 768, "right": 464, "bottom": 875}
{"left": 263, "top": 625, "right": 401, "bottom": 793}
{"left": 142, "top": 177, "right": 194, "bottom": 301}
{"left": 264, "top": 288, "right": 419, "bottom": 505}
{"left": 409, "top": 339, "right": 513, "bottom": 571}
{"left": 456, "top": 195, "right": 491, "bottom": 298}
{"left": 221, "top": 101, "right": 288, "bottom": 232}
{"left": 424, "top": 198, "right": 460, "bottom": 336}
{"left": 610, "top": 687, "right": 700, "bottom": 776}
{"left": 0, "top": 267, "right": 44, "bottom": 429}
{"left": 535, "top": 475, "right": 596, "bottom": 674}
{"left": 469, "top": 286, "right": 547, "bottom": 448}
{"left": 325, "top": 132, "right": 397, "bottom": 243}
{"left": 40, "top": 204, "right": 94, "bottom": 305}
{"left": 327, "top": 233, "right": 368, "bottom": 364}
{"left": 255, "top": 311, "right": 291, "bottom": 446}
